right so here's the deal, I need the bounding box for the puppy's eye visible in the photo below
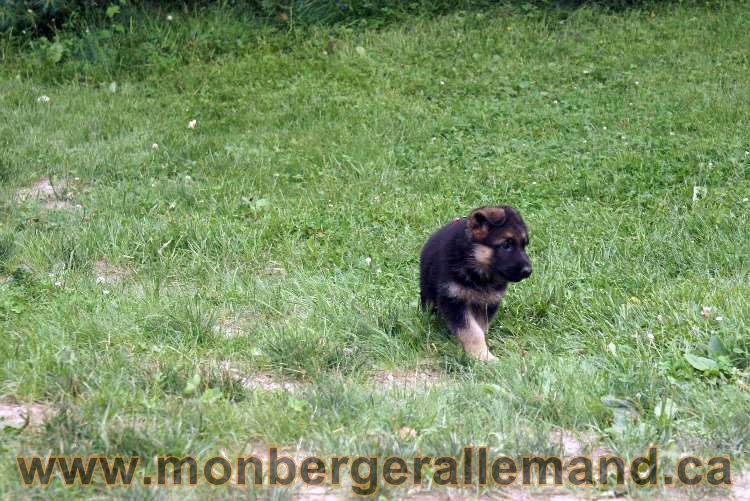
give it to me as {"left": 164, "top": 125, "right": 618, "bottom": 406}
{"left": 501, "top": 240, "right": 514, "bottom": 250}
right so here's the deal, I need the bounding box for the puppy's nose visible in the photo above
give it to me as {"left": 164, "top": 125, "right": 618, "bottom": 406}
{"left": 520, "top": 265, "right": 532, "bottom": 278}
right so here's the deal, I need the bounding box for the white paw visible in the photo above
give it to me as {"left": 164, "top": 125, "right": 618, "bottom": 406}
{"left": 477, "top": 350, "right": 498, "bottom": 362}
{"left": 464, "top": 345, "right": 497, "bottom": 362}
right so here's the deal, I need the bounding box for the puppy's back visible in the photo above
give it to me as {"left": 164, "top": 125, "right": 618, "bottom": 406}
{"left": 419, "top": 219, "right": 466, "bottom": 307}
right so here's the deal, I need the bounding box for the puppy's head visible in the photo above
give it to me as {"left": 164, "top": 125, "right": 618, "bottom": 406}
{"left": 466, "top": 206, "right": 532, "bottom": 282}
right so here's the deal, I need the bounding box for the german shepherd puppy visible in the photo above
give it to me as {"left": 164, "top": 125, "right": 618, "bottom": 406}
{"left": 420, "top": 206, "right": 531, "bottom": 361}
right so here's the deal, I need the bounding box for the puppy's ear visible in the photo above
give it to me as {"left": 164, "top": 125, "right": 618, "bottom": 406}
{"left": 467, "top": 207, "right": 506, "bottom": 240}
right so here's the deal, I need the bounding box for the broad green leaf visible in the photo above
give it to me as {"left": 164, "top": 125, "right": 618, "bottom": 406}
{"left": 106, "top": 5, "right": 121, "bottom": 18}
{"left": 708, "top": 336, "right": 728, "bottom": 357}
{"left": 685, "top": 353, "right": 718, "bottom": 372}
{"left": 183, "top": 373, "right": 201, "bottom": 396}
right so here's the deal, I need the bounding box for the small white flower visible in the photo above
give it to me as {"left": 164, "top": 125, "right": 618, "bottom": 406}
{"left": 669, "top": 131, "right": 675, "bottom": 136}
{"left": 54, "top": 281, "right": 62, "bottom": 287}
{"left": 646, "top": 332, "right": 655, "bottom": 341}
{"left": 743, "top": 198, "right": 749, "bottom": 203}
{"left": 96, "top": 276, "right": 106, "bottom": 284}
{"left": 103, "top": 289, "right": 110, "bottom": 295}
{"left": 602, "top": 126, "right": 607, "bottom": 130}
{"left": 716, "top": 316, "right": 723, "bottom": 321}
{"left": 439, "top": 81, "right": 445, "bottom": 85}
{"left": 635, "top": 81, "right": 640, "bottom": 85}
{"left": 151, "top": 143, "right": 159, "bottom": 150}
{"left": 184, "top": 175, "right": 192, "bottom": 182}
{"left": 37, "top": 95, "right": 50, "bottom": 103}
{"left": 167, "top": 14, "right": 173, "bottom": 21}
{"left": 188, "top": 119, "right": 197, "bottom": 129}
{"left": 375, "top": 268, "right": 382, "bottom": 274}
{"left": 364, "top": 257, "right": 372, "bottom": 265}
{"left": 48, "top": 273, "right": 55, "bottom": 277}
{"left": 553, "top": 100, "right": 559, "bottom": 104}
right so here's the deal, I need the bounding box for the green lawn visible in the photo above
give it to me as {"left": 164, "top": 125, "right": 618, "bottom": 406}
{"left": 1, "top": 1, "right": 749, "bottom": 498}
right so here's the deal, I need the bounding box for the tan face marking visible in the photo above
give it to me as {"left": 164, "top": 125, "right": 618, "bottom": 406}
{"left": 491, "top": 230, "right": 527, "bottom": 247}
{"left": 472, "top": 244, "right": 493, "bottom": 267}
{"left": 444, "top": 281, "right": 506, "bottom": 305}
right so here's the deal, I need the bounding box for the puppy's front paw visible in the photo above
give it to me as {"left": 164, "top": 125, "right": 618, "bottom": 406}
{"left": 456, "top": 321, "right": 496, "bottom": 362}
{"left": 462, "top": 342, "right": 497, "bottom": 362}
{"left": 475, "top": 349, "right": 497, "bottom": 362}
{"left": 483, "top": 351, "right": 498, "bottom": 362}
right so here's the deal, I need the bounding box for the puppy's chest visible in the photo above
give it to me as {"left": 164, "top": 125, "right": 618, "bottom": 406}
{"left": 443, "top": 281, "right": 506, "bottom": 305}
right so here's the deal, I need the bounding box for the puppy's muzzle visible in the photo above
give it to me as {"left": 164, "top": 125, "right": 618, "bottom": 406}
{"left": 519, "top": 265, "right": 532, "bottom": 279}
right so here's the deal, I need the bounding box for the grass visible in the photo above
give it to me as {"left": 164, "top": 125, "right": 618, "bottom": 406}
{"left": 1, "top": 1, "right": 749, "bottom": 498}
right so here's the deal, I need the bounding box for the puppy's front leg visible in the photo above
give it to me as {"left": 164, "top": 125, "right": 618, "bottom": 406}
{"left": 473, "top": 303, "right": 499, "bottom": 335}
{"left": 458, "top": 312, "right": 497, "bottom": 361}
{"left": 440, "top": 298, "right": 496, "bottom": 361}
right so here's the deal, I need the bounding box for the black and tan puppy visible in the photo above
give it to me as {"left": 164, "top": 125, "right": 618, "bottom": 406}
{"left": 420, "top": 206, "right": 531, "bottom": 361}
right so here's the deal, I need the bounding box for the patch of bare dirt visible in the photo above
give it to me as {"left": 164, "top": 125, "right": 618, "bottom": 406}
{"left": 372, "top": 368, "right": 442, "bottom": 390}
{"left": 42, "top": 199, "right": 79, "bottom": 209}
{"left": 405, "top": 486, "right": 581, "bottom": 500}
{"left": 733, "top": 470, "right": 750, "bottom": 500}
{"left": 13, "top": 177, "right": 82, "bottom": 210}
{"left": 550, "top": 428, "right": 609, "bottom": 458}
{"left": 263, "top": 261, "right": 287, "bottom": 277}
{"left": 217, "top": 443, "right": 339, "bottom": 498}
{"left": 294, "top": 485, "right": 338, "bottom": 501}
{"left": 14, "top": 177, "right": 64, "bottom": 200}
{"left": 94, "top": 260, "right": 129, "bottom": 285}
{"left": 0, "top": 401, "right": 53, "bottom": 429}
{"left": 214, "top": 311, "right": 255, "bottom": 337}
{"left": 219, "top": 360, "right": 298, "bottom": 392}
